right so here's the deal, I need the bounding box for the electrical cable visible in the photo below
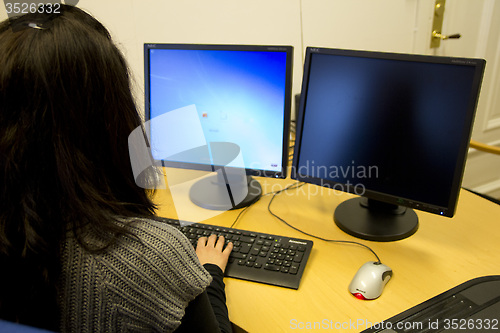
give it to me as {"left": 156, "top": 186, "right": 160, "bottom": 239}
{"left": 230, "top": 181, "right": 303, "bottom": 228}
{"left": 229, "top": 181, "right": 383, "bottom": 264}
{"left": 266, "top": 182, "right": 382, "bottom": 264}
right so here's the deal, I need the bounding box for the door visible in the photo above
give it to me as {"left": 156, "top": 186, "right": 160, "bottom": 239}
{"left": 426, "top": 0, "right": 500, "bottom": 199}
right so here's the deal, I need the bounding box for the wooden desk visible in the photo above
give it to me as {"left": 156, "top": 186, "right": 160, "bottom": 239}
{"left": 154, "top": 174, "right": 500, "bottom": 333}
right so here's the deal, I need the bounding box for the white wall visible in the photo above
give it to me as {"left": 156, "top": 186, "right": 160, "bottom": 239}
{"left": 1, "top": 0, "right": 426, "bottom": 115}
{"left": 75, "top": 0, "right": 304, "bottom": 116}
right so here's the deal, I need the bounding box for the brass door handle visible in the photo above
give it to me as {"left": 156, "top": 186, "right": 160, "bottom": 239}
{"left": 430, "top": 0, "right": 461, "bottom": 48}
{"left": 432, "top": 31, "right": 461, "bottom": 40}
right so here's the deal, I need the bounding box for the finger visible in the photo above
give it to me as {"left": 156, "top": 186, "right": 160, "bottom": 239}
{"left": 214, "top": 235, "right": 225, "bottom": 251}
{"left": 223, "top": 241, "right": 233, "bottom": 255}
{"left": 197, "top": 236, "right": 207, "bottom": 248}
{"left": 206, "top": 234, "right": 217, "bottom": 247}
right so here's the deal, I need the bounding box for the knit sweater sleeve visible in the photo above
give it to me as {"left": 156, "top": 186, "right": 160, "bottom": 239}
{"left": 59, "top": 218, "right": 212, "bottom": 333}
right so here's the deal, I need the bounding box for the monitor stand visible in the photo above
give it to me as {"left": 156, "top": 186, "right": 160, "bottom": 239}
{"left": 334, "top": 197, "right": 418, "bottom": 242}
{"left": 189, "top": 168, "right": 262, "bottom": 210}
{"left": 164, "top": 141, "right": 262, "bottom": 210}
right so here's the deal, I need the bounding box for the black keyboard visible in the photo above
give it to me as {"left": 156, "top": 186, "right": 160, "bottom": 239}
{"left": 362, "top": 275, "right": 500, "bottom": 333}
{"left": 161, "top": 218, "right": 313, "bottom": 289}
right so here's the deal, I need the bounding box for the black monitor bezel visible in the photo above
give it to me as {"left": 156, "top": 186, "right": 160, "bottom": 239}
{"left": 144, "top": 43, "right": 293, "bottom": 179}
{"left": 291, "top": 47, "right": 486, "bottom": 217}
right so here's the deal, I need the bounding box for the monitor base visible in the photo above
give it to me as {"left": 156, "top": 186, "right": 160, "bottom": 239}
{"left": 334, "top": 197, "right": 418, "bottom": 242}
{"left": 189, "top": 174, "right": 262, "bottom": 210}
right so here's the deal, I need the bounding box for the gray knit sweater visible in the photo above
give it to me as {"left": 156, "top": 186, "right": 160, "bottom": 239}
{"left": 58, "top": 218, "right": 212, "bottom": 332}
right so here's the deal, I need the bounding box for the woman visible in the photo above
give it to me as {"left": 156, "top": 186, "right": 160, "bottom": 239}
{"left": 0, "top": 5, "right": 232, "bottom": 332}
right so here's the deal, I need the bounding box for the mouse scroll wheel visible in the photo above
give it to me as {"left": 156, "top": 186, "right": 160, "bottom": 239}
{"left": 382, "top": 271, "right": 393, "bottom": 281}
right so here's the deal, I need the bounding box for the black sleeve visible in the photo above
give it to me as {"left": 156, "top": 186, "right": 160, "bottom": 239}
{"left": 203, "top": 264, "right": 232, "bottom": 333}
{"left": 175, "top": 290, "right": 220, "bottom": 333}
{"left": 175, "top": 264, "right": 232, "bottom": 333}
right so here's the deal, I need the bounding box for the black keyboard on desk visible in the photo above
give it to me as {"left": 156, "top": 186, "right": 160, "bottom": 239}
{"left": 162, "top": 218, "right": 313, "bottom": 289}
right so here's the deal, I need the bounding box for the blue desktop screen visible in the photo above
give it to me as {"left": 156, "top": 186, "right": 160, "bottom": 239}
{"left": 147, "top": 47, "right": 289, "bottom": 174}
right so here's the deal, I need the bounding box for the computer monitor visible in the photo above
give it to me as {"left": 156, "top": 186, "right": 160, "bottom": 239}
{"left": 144, "top": 44, "right": 293, "bottom": 210}
{"left": 292, "top": 47, "right": 485, "bottom": 241}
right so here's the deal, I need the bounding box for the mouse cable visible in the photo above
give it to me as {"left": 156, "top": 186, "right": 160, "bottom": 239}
{"left": 228, "top": 181, "right": 382, "bottom": 264}
{"left": 267, "top": 182, "right": 382, "bottom": 264}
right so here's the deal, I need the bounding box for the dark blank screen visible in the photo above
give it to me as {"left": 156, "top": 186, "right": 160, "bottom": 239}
{"left": 296, "top": 53, "right": 477, "bottom": 208}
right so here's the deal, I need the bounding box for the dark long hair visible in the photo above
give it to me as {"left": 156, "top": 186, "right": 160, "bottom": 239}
{"left": 0, "top": 5, "right": 156, "bottom": 330}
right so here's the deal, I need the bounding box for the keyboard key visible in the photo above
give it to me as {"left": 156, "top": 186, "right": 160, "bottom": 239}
{"left": 264, "top": 264, "right": 281, "bottom": 272}
{"left": 240, "top": 244, "right": 251, "bottom": 254}
{"left": 294, "top": 252, "right": 304, "bottom": 263}
{"left": 230, "top": 253, "right": 247, "bottom": 260}
{"left": 239, "top": 236, "right": 255, "bottom": 243}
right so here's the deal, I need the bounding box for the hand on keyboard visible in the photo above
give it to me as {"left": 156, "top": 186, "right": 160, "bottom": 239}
{"left": 196, "top": 234, "right": 234, "bottom": 273}
{"left": 161, "top": 218, "right": 313, "bottom": 289}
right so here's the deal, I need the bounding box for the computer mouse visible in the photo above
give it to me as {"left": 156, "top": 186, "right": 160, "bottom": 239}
{"left": 348, "top": 261, "right": 392, "bottom": 300}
